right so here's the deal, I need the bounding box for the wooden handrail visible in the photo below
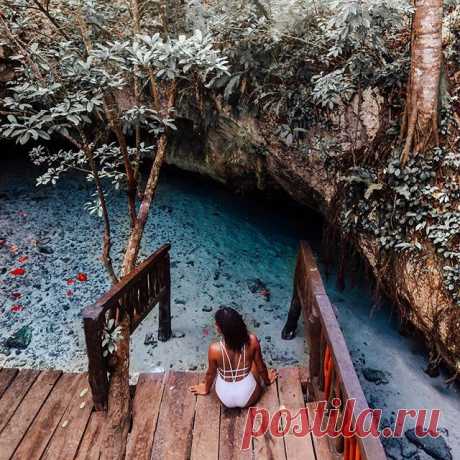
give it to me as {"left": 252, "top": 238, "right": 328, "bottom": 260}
{"left": 82, "top": 244, "right": 172, "bottom": 410}
{"left": 293, "top": 241, "right": 387, "bottom": 460}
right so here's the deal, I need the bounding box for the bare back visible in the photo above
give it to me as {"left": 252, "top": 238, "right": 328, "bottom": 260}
{"left": 211, "top": 334, "right": 259, "bottom": 382}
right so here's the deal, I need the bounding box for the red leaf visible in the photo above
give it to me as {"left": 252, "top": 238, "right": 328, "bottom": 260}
{"left": 76, "top": 272, "right": 88, "bottom": 282}
{"left": 66, "top": 279, "right": 75, "bottom": 286}
{"left": 10, "top": 304, "right": 23, "bottom": 313}
{"left": 259, "top": 288, "right": 270, "bottom": 299}
{"left": 66, "top": 289, "right": 73, "bottom": 297}
{"left": 10, "top": 267, "right": 26, "bottom": 276}
{"left": 18, "top": 256, "right": 29, "bottom": 264}
{"left": 11, "top": 292, "right": 22, "bottom": 300}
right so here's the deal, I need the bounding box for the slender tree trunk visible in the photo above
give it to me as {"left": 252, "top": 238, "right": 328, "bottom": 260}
{"left": 103, "top": 95, "right": 138, "bottom": 228}
{"left": 121, "top": 134, "right": 169, "bottom": 270}
{"left": 101, "top": 82, "right": 176, "bottom": 460}
{"left": 84, "top": 147, "right": 118, "bottom": 284}
{"left": 100, "top": 136, "right": 170, "bottom": 460}
{"left": 401, "top": 0, "right": 443, "bottom": 165}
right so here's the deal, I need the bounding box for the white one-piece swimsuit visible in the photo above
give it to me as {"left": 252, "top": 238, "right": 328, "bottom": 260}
{"left": 215, "top": 340, "right": 257, "bottom": 408}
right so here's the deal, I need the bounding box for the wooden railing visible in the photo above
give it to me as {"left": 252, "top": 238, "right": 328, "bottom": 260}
{"left": 291, "top": 241, "right": 387, "bottom": 460}
{"left": 83, "top": 244, "right": 172, "bottom": 410}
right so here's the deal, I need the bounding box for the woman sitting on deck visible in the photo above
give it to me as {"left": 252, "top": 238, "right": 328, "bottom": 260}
{"left": 189, "top": 306, "right": 278, "bottom": 408}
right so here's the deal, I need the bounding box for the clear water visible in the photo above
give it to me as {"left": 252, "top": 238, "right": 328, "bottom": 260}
{"left": 0, "top": 157, "right": 459, "bottom": 458}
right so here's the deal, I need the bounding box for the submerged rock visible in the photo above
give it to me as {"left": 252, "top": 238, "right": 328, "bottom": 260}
{"left": 247, "top": 278, "right": 266, "bottom": 293}
{"left": 6, "top": 325, "right": 32, "bottom": 350}
{"left": 405, "top": 428, "right": 452, "bottom": 460}
{"left": 144, "top": 333, "right": 157, "bottom": 347}
{"left": 37, "top": 245, "right": 53, "bottom": 255}
{"left": 362, "top": 367, "right": 389, "bottom": 385}
{"left": 247, "top": 278, "right": 271, "bottom": 301}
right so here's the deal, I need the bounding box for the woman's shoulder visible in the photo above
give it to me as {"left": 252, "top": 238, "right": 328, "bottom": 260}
{"left": 208, "top": 341, "right": 221, "bottom": 354}
{"left": 248, "top": 333, "right": 261, "bottom": 349}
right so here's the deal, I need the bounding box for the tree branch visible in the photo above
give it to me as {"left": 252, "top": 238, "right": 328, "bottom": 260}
{"left": 31, "top": 0, "right": 71, "bottom": 41}
{"left": 0, "top": 16, "right": 45, "bottom": 83}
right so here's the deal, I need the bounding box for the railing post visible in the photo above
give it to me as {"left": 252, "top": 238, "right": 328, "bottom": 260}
{"left": 83, "top": 315, "right": 109, "bottom": 411}
{"left": 308, "top": 309, "right": 322, "bottom": 381}
{"left": 158, "top": 253, "right": 172, "bottom": 342}
{"left": 281, "top": 294, "right": 302, "bottom": 340}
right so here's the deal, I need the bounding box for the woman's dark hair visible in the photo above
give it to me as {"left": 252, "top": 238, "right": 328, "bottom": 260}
{"left": 215, "top": 306, "right": 250, "bottom": 352}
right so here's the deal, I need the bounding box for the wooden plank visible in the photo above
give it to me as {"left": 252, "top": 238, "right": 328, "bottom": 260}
{"left": 0, "top": 370, "right": 61, "bottom": 460}
{"left": 190, "top": 376, "right": 220, "bottom": 460}
{"left": 12, "top": 372, "right": 82, "bottom": 460}
{"left": 219, "top": 406, "right": 252, "bottom": 460}
{"left": 306, "top": 402, "right": 336, "bottom": 460}
{"left": 151, "top": 371, "right": 199, "bottom": 460}
{"left": 0, "top": 368, "right": 18, "bottom": 399}
{"left": 253, "top": 382, "right": 286, "bottom": 460}
{"left": 277, "top": 368, "right": 315, "bottom": 460}
{"left": 41, "top": 374, "right": 94, "bottom": 460}
{"left": 125, "top": 373, "right": 165, "bottom": 460}
{"left": 74, "top": 411, "right": 106, "bottom": 460}
{"left": 0, "top": 368, "right": 40, "bottom": 434}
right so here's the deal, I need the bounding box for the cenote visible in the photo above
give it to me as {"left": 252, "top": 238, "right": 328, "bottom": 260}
{"left": 1, "top": 156, "right": 459, "bottom": 458}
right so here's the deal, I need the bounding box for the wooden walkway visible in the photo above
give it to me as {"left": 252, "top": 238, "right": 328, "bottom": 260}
{"left": 0, "top": 367, "right": 333, "bottom": 460}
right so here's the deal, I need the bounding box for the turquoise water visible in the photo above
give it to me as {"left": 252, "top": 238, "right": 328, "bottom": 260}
{"left": 0, "top": 157, "right": 458, "bottom": 458}
{"left": 0, "top": 159, "right": 309, "bottom": 373}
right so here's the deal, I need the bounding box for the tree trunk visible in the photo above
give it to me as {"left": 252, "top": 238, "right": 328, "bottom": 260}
{"left": 99, "top": 324, "right": 130, "bottom": 460}
{"left": 100, "top": 82, "right": 176, "bottom": 460}
{"left": 401, "top": 0, "right": 443, "bottom": 165}
{"left": 100, "top": 136, "right": 169, "bottom": 460}
{"left": 121, "top": 135, "right": 169, "bottom": 272}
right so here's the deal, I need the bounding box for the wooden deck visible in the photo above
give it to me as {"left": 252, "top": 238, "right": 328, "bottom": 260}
{"left": 0, "top": 367, "right": 333, "bottom": 460}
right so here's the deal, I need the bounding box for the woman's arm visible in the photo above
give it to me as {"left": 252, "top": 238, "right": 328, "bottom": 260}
{"left": 253, "top": 336, "right": 277, "bottom": 385}
{"left": 189, "top": 344, "right": 218, "bottom": 396}
{"left": 251, "top": 335, "right": 276, "bottom": 385}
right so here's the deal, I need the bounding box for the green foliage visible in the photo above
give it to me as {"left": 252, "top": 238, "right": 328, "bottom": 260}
{"left": 102, "top": 318, "right": 123, "bottom": 357}
{"left": 0, "top": 0, "right": 228, "bottom": 195}
{"left": 339, "top": 147, "right": 460, "bottom": 304}
{"left": 205, "top": 0, "right": 411, "bottom": 143}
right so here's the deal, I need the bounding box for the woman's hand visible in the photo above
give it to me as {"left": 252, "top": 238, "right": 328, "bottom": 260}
{"left": 189, "top": 382, "right": 209, "bottom": 396}
{"left": 266, "top": 369, "right": 278, "bottom": 385}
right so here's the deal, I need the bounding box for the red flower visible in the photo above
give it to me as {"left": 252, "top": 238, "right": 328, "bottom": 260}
{"left": 18, "top": 256, "right": 29, "bottom": 264}
{"left": 76, "top": 272, "right": 88, "bottom": 282}
{"left": 10, "top": 267, "right": 26, "bottom": 276}
{"left": 10, "top": 304, "right": 23, "bottom": 313}
{"left": 11, "top": 292, "right": 22, "bottom": 300}
{"left": 66, "top": 289, "right": 73, "bottom": 297}
{"left": 66, "top": 279, "right": 75, "bottom": 286}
